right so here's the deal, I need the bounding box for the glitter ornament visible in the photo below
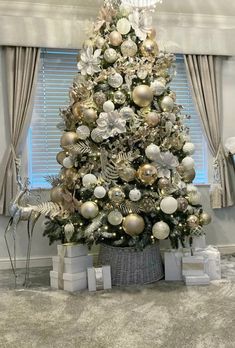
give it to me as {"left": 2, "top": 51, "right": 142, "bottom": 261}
{"left": 76, "top": 125, "right": 90, "bottom": 140}
{"left": 116, "top": 18, "right": 131, "bottom": 35}
{"left": 151, "top": 79, "right": 166, "bottom": 96}
{"left": 82, "top": 108, "right": 97, "bottom": 123}
{"left": 140, "top": 38, "right": 159, "bottom": 57}
{"left": 104, "top": 48, "right": 118, "bottom": 63}
{"left": 95, "top": 36, "right": 105, "bottom": 48}
{"left": 121, "top": 39, "right": 138, "bottom": 57}
{"left": 187, "top": 215, "right": 199, "bottom": 229}
{"left": 80, "top": 201, "right": 99, "bottom": 219}
{"left": 56, "top": 151, "right": 66, "bottom": 165}
{"left": 152, "top": 221, "right": 170, "bottom": 239}
{"left": 63, "top": 157, "right": 74, "bottom": 169}
{"left": 158, "top": 177, "right": 170, "bottom": 190}
{"left": 82, "top": 174, "right": 97, "bottom": 188}
{"left": 160, "top": 96, "right": 174, "bottom": 112}
{"left": 120, "top": 107, "right": 135, "bottom": 120}
{"left": 108, "top": 187, "right": 125, "bottom": 203}
{"left": 60, "top": 132, "right": 79, "bottom": 148}
{"left": 109, "top": 31, "right": 123, "bottom": 46}
{"left": 145, "top": 143, "right": 160, "bottom": 161}
{"left": 93, "top": 91, "right": 107, "bottom": 108}
{"left": 160, "top": 197, "right": 178, "bottom": 214}
{"left": 145, "top": 112, "right": 160, "bottom": 127}
{"left": 122, "top": 214, "right": 145, "bottom": 236}
{"left": 199, "top": 212, "right": 212, "bottom": 225}
{"left": 183, "top": 142, "right": 195, "bottom": 155}
{"left": 182, "top": 156, "right": 195, "bottom": 170}
{"left": 91, "top": 128, "right": 103, "bottom": 143}
{"left": 137, "top": 68, "right": 148, "bottom": 80}
{"left": 129, "top": 188, "right": 141, "bottom": 202}
{"left": 132, "top": 85, "right": 153, "bottom": 107}
{"left": 103, "top": 100, "right": 115, "bottom": 112}
{"left": 108, "top": 210, "right": 123, "bottom": 226}
{"left": 94, "top": 186, "right": 106, "bottom": 199}
{"left": 177, "top": 197, "right": 188, "bottom": 212}
{"left": 114, "top": 91, "right": 126, "bottom": 104}
{"left": 119, "top": 167, "right": 136, "bottom": 182}
{"left": 137, "top": 164, "right": 158, "bottom": 185}
{"left": 108, "top": 73, "right": 123, "bottom": 88}
{"left": 188, "top": 191, "right": 201, "bottom": 205}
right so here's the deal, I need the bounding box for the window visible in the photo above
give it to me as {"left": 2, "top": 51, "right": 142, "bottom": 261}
{"left": 29, "top": 50, "right": 208, "bottom": 188}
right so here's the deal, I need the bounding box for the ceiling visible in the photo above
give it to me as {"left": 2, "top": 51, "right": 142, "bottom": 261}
{"left": 11, "top": 0, "right": 235, "bottom": 16}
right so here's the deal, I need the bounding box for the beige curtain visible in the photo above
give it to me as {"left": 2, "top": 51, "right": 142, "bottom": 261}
{"left": 0, "top": 46, "right": 41, "bottom": 215}
{"left": 184, "top": 55, "right": 235, "bottom": 208}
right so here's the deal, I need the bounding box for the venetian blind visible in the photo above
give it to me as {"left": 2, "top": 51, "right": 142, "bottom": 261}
{"left": 29, "top": 51, "right": 208, "bottom": 188}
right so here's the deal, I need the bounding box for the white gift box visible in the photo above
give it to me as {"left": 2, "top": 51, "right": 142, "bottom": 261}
{"left": 50, "top": 270, "right": 87, "bottom": 292}
{"left": 87, "top": 266, "right": 112, "bottom": 291}
{"left": 182, "top": 256, "right": 205, "bottom": 276}
{"left": 164, "top": 250, "right": 186, "bottom": 281}
{"left": 57, "top": 244, "right": 88, "bottom": 258}
{"left": 192, "top": 235, "right": 206, "bottom": 250}
{"left": 194, "top": 246, "right": 221, "bottom": 280}
{"left": 52, "top": 255, "right": 93, "bottom": 274}
{"left": 184, "top": 274, "right": 210, "bottom": 286}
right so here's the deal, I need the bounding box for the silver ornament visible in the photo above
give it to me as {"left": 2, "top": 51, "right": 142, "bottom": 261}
{"left": 64, "top": 223, "right": 75, "bottom": 242}
{"left": 103, "top": 100, "right": 115, "bottom": 112}
{"left": 151, "top": 79, "right": 166, "bottom": 96}
{"left": 120, "top": 107, "right": 135, "bottom": 120}
{"left": 76, "top": 125, "right": 90, "bottom": 140}
{"left": 129, "top": 188, "right": 142, "bottom": 202}
{"left": 152, "top": 221, "right": 170, "bottom": 239}
{"left": 104, "top": 48, "right": 118, "bottom": 63}
{"left": 82, "top": 174, "right": 97, "bottom": 188}
{"left": 108, "top": 73, "right": 123, "bottom": 88}
{"left": 80, "top": 201, "right": 99, "bottom": 219}
{"left": 145, "top": 143, "right": 160, "bottom": 161}
{"left": 121, "top": 39, "right": 138, "bottom": 57}
{"left": 63, "top": 157, "right": 74, "bottom": 169}
{"left": 94, "top": 186, "right": 106, "bottom": 199}
{"left": 160, "top": 96, "right": 174, "bottom": 112}
{"left": 114, "top": 91, "right": 126, "bottom": 104}
{"left": 137, "top": 69, "right": 148, "bottom": 80}
{"left": 91, "top": 128, "right": 103, "bottom": 143}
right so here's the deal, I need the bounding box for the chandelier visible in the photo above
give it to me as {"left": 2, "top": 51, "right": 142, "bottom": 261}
{"left": 121, "top": 0, "right": 163, "bottom": 8}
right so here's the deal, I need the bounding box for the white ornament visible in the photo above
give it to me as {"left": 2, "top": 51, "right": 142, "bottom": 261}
{"left": 103, "top": 100, "right": 115, "bottom": 113}
{"left": 152, "top": 221, "right": 170, "bottom": 240}
{"left": 182, "top": 156, "right": 195, "bottom": 170}
{"left": 145, "top": 143, "right": 160, "bottom": 161}
{"left": 104, "top": 48, "right": 118, "bottom": 63}
{"left": 76, "top": 125, "right": 90, "bottom": 140}
{"left": 117, "top": 18, "right": 131, "bottom": 35}
{"left": 108, "top": 73, "right": 123, "bottom": 88}
{"left": 120, "top": 107, "right": 135, "bottom": 120}
{"left": 183, "top": 142, "right": 195, "bottom": 155}
{"left": 129, "top": 188, "right": 142, "bottom": 202}
{"left": 94, "top": 186, "right": 106, "bottom": 199}
{"left": 64, "top": 222, "right": 75, "bottom": 242}
{"left": 63, "top": 157, "right": 74, "bottom": 169}
{"left": 160, "top": 197, "right": 178, "bottom": 214}
{"left": 108, "top": 210, "right": 123, "bottom": 226}
{"left": 151, "top": 79, "right": 165, "bottom": 96}
{"left": 82, "top": 174, "right": 97, "bottom": 187}
{"left": 188, "top": 191, "right": 202, "bottom": 205}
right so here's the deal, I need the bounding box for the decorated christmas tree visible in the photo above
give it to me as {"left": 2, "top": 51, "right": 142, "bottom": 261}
{"left": 43, "top": 0, "right": 211, "bottom": 250}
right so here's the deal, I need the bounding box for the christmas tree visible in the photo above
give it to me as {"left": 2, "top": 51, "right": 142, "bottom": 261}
{"left": 43, "top": 0, "right": 211, "bottom": 249}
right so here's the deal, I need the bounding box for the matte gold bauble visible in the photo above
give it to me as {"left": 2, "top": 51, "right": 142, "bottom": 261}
{"left": 160, "top": 96, "right": 174, "bottom": 112}
{"left": 177, "top": 197, "right": 188, "bottom": 212}
{"left": 60, "top": 132, "right": 79, "bottom": 148}
{"left": 72, "top": 102, "right": 82, "bottom": 119}
{"left": 95, "top": 36, "right": 105, "bottom": 49}
{"left": 122, "top": 214, "right": 145, "bottom": 236}
{"left": 145, "top": 112, "right": 160, "bottom": 127}
{"left": 56, "top": 151, "right": 67, "bottom": 165}
{"left": 80, "top": 201, "right": 99, "bottom": 219}
{"left": 199, "top": 212, "right": 212, "bottom": 225}
{"left": 82, "top": 108, "right": 97, "bottom": 124}
{"left": 118, "top": 167, "right": 136, "bottom": 182}
{"left": 187, "top": 215, "right": 199, "bottom": 229}
{"left": 50, "top": 186, "right": 64, "bottom": 203}
{"left": 183, "top": 168, "right": 196, "bottom": 183}
{"left": 158, "top": 177, "right": 170, "bottom": 190}
{"left": 108, "top": 210, "right": 123, "bottom": 226}
{"left": 140, "top": 38, "right": 159, "bottom": 57}
{"left": 63, "top": 168, "right": 78, "bottom": 180}
{"left": 108, "top": 187, "right": 125, "bottom": 203}
{"left": 109, "top": 31, "right": 123, "bottom": 46}
{"left": 132, "top": 85, "right": 153, "bottom": 108}
{"left": 137, "top": 164, "right": 158, "bottom": 185}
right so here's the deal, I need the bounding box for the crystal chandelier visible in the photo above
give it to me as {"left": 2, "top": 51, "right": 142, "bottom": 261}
{"left": 121, "top": 0, "right": 162, "bottom": 8}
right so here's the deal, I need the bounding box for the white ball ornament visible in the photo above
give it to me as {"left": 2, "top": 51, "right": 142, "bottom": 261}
{"left": 129, "top": 188, "right": 142, "bottom": 202}
{"left": 121, "top": 39, "right": 138, "bottom": 57}
{"left": 82, "top": 174, "right": 97, "bottom": 188}
{"left": 151, "top": 79, "right": 166, "bottom": 96}
{"left": 104, "top": 48, "right": 118, "bottom": 63}
{"left": 152, "top": 221, "right": 170, "bottom": 240}
{"left": 94, "top": 186, "right": 106, "bottom": 199}
{"left": 183, "top": 142, "right": 195, "bottom": 155}
{"left": 103, "top": 100, "right": 115, "bottom": 112}
{"left": 76, "top": 125, "right": 90, "bottom": 140}
{"left": 120, "top": 107, "right": 134, "bottom": 120}
{"left": 160, "top": 196, "right": 178, "bottom": 214}
{"left": 116, "top": 18, "right": 131, "bottom": 35}
{"left": 80, "top": 201, "right": 99, "bottom": 219}
{"left": 182, "top": 156, "right": 195, "bottom": 170}
{"left": 108, "top": 210, "right": 123, "bottom": 226}
{"left": 145, "top": 143, "right": 160, "bottom": 161}
{"left": 188, "top": 191, "right": 202, "bottom": 205}
{"left": 108, "top": 73, "right": 123, "bottom": 88}
{"left": 62, "top": 157, "right": 74, "bottom": 169}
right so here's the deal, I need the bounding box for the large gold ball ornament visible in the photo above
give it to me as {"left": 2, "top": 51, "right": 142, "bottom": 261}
{"left": 199, "top": 212, "right": 212, "bottom": 225}
{"left": 80, "top": 201, "right": 99, "bottom": 219}
{"left": 132, "top": 85, "right": 153, "bottom": 108}
{"left": 82, "top": 108, "right": 97, "bottom": 124}
{"left": 60, "top": 132, "right": 79, "bottom": 148}
{"left": 122, "top": 214, "right": 145, "bottom": 236}
{"left": 160, "top": 96, "right": 174, "bottom": 112}
{"left": 145, "top": 112, "right": 160, "bottom": 127}
{"left": 137, "top": 164, "right": 158, "bottom": 185}
{"left": 140, "top": 38, "right": 159, "bottom": 57}
{"left": 56, "top": 151, "right": 67, "bottom": 165}
{"left": 104, "top": 48, "right": 118, "bottom": 63}
{"left": 121, "top": 39, "right": 138, "bottom": 57}
{"left": 152, "top": 221, "right": 170, "bottom": 240}
{"left": 187, "top": 215, "right": 199, "bottom": 229}
{"left": 50, "top": 186, "right": 65, "bottom": 203}
{"left": 108, "top": 187, "right": 125, "bottom": 203}
{"left": 177, "top": 197, "right": 188, "bottom": 212}
{"left": 109, "top": 31, "right": 123, "bottom": 46}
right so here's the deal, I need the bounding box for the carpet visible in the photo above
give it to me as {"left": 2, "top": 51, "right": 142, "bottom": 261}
{"left": 0, "top": 257, "right": 234, "bottom": 348}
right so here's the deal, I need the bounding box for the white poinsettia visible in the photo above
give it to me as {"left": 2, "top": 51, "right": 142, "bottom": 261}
{"left": 128, "top": 10, "right": 152, "bottom": 41}
{"left": 154, "top": 151, "right": 179, "bottom": 178}
{"left": 96, "top": 111, "right": 126, "bottom": 139}
{"left": 77, "top": 47, "right": 101, "bottom": 76}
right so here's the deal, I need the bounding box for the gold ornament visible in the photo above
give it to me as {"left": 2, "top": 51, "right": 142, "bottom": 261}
{"left": 60, "top": 132, "right": 79, "bottom": 148}
{"left": 187, "top": 215, "right": 199, "bottom": 229}
{"left": 118, "top": 167, "right": 136, "bottom": 182}
{"left": 177, "top": 197, "right": 188, "bottom": 212}
{"left": 108, "top": 187, "right": 125, "bottom": 203}
{"left": 82, "top": 108, "right": 97, "bottom": 124}
{"left": 140, "top": 38, "right": 159, "bottom": 57}
{"left": 108, "top": 210, "right": 123, "bottom": 226}
{"left": 177, "top": 164, "right": 185, "bottom": 176}
{"left": 109, "top": 31, "right": 123, "bottom": 46}
{"left": 80, "top": 201, "right": 99, "bottom": 219}
{"left": 137, "top": 164, "right": 158, "bottom": 185}
{"left": 152, "top": 221, "right": 170, "bottom": 239}
{"left": 160, "top": 96, "right": 174, "bottom": 112}
{"left": 56, "top": 151, "right": 67, "bottom": 165}
{"left": 199, "top": 212, "right": 212, "bottom": 225}
{"left": 158, "top": 178, "right": 170, "bottom": 190}
{"left": 132, "top": 85, "right": 153, "bottom": 108}
{"left": 147, "top": 29, "right": 157, "bottom": 40}
{"left": 72, "top": 102, "right": 82, "bottom": 120}
{"left": 95, "top": 36, "right": 105, "bottom": 48}
{"left": 121, "top": 39, "right": 138, "bottom": 57}
{"left": 122, "top": 214, "right": 145, "bottom": 236}
{"left": 93, "top": 91, "right": 107, "bottom": 108}
{"left": 62, "top": 168, "right": 78, "bottom": 180}
{"left": 50, "top": 186, "right": 65, "bottom": 204}
{"left": 114, "top": 91, "right": 126, "bottom": 104}
{"left": 145, "top": 112, "right": 160, "bottom": 127}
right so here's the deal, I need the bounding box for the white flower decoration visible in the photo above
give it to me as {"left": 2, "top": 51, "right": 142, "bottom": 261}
{"left": 154, "top": 151, "right": 179, "bottom": 178}
{"left": 96, "top": 111, "right": 126, "bottom": 139}
{"left": 77, "top": 47, "right": 101, "bottom": 76}
{"left": 128, "top": 10, "right": 152, "bottom": 41}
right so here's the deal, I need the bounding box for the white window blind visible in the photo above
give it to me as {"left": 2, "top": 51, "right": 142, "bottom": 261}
{"left": 29, "top": 51, "right": 208, "bottom": 188}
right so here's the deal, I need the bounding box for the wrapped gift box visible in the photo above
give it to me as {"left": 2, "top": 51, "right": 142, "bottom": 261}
{"left": 194, "top": 246, "right": 221, "bottom": 280}
{"left": 52, "top": 255, "right": 93, "bottom": 274}
{"left": 50, "top": 270, "right": 87, "bottom": 292}
{"left": 57, "top": 244, "right": 88, "bottom": 258}
{"left": 184, "top": 274, "right": 210, "bottom": 286}
{"left": 182, "top": 256, "right": 205, "bottom": 276}
{"left": 164, "top": 250, "right": 187, "bottom": 281}
{"left": 87, "top": 266, "right": 112, "bottom": 291}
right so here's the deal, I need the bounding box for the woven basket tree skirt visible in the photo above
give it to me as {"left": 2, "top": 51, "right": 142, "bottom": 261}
{"left": 98, "top": 242, "right": 164, "bottom": 286}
